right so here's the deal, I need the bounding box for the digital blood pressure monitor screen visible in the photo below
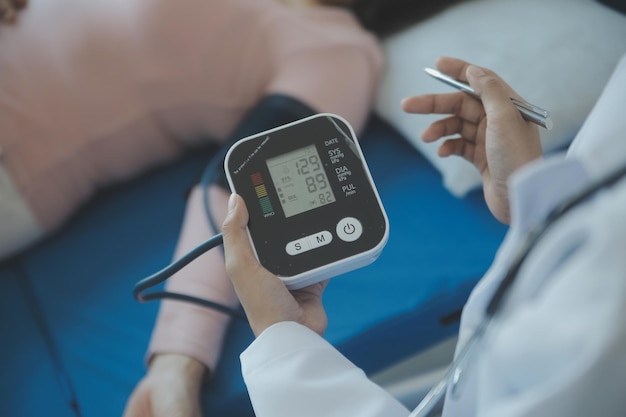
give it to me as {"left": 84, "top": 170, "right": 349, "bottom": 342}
{"left": 224, "top": 114, "right": 388, "bottom": 289}
{"left": 266, "top": 144, "right": 336, "bottom": 218}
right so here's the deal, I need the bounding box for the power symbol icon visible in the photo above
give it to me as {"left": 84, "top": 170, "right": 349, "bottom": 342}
{"left": 337, "top": 217, "right": 362, "bottom": 242}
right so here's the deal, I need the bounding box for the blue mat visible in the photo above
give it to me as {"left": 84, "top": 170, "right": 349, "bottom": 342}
{"left": 0, "top": 114, "right": 506, "bottom": 417}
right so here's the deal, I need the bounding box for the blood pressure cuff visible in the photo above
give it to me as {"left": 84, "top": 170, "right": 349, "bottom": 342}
{"left": 210, "top": 94, "right": 317, "bottom": 190}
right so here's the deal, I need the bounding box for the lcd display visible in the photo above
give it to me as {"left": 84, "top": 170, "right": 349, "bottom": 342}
{"left": 266, "top": 144, "right": 336, "bottom": 218}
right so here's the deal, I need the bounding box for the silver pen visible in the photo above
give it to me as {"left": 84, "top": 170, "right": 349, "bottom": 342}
{"left": 424, "top": 67, "right": 553, "bottom": 130}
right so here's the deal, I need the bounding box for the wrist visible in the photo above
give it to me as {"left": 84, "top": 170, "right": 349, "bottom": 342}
{"left": 148, "top": 353, "right": 208, "bottom": 383}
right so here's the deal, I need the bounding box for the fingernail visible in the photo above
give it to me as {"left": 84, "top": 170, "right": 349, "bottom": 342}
{"left": 466, "top": 65, "right": 486, "bottom": 78}
{"left": 228, "top": 193, "right": 238, "bottom": 212}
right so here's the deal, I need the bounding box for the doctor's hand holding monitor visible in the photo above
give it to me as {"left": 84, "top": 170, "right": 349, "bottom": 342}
{"left": 222, "top": 56, "right": 626, "bottom": 417}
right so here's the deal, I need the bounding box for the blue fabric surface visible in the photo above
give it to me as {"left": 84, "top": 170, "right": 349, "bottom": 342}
{"left": 0, "top": 263, "right": 76, "bottom": 417}
{"left": 0, "top": 114, "right": 507, "bottom": 417}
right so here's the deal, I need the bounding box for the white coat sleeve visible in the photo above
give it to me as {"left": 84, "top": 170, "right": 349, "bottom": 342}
{"left": 240, "top": 321, "right": 411, "bottom": 417}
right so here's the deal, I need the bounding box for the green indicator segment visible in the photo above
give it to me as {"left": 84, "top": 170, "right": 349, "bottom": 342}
{"left": 259, "top": 196, "right": 273, "bottom": 214}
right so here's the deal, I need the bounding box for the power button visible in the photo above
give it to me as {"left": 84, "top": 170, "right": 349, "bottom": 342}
{"left": 336, "top": 217, "right": 363, "bottom": 242}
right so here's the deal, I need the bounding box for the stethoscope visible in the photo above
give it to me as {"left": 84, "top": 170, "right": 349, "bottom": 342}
{"left": 408, "top": 161, "right": 626, "bottom": 417}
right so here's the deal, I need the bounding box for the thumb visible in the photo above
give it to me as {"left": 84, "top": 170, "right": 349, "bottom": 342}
{"left": 222, "top": 194, "right": 258, "bottom": 280}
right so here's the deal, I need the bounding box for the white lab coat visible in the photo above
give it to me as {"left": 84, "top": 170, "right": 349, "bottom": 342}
{"left": 239, "top": 53, "right": 626, "bottom": 417}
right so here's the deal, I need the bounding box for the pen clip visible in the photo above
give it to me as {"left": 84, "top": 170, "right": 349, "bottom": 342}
{"left": 510, "top": 97, "right": 553, "bottom": 130}
{"left": 509, "top": 97, "right": 551, "bottom": 119}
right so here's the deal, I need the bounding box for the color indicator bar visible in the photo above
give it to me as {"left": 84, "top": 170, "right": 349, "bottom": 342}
{"left": 251, "top": 172, "right": 274, "bottom": 215}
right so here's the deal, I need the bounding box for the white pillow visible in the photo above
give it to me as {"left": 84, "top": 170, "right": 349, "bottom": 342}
{"left": 375, "top": 0, "right": 626, "bottom": 197}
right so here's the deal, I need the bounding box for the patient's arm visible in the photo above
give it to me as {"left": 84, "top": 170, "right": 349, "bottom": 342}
{"left": 124, "top": 182, "right": 236, "bottom": 417}
{"left": 147, "top": 184, "right": 236, "bottom": 373}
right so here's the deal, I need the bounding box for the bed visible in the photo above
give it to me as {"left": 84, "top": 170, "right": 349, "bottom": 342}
{"left": 0, "top": 113, "right": 506, "bottom": 416}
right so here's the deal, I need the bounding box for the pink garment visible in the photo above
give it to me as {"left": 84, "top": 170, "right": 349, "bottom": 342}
{"left": 0, "top": 0, "right": 383, "bottom": 371}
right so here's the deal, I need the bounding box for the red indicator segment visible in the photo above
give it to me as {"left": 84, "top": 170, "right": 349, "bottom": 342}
{"left": 251, "top": 172, "right": 263, "bottom": 186}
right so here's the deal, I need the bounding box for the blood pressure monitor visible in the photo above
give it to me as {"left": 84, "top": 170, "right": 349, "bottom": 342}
{"left": 224, "top": 113, "right": 389, "bottom": 289}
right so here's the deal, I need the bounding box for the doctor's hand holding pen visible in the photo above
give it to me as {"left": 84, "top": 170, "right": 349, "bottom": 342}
{"left": 223, "top": 57, "right": 545, "bottom": 334}
{"left": 402, "top": 56, "right": 543, "bottom": 225}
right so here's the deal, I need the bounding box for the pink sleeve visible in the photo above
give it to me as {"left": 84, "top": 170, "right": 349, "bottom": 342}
{"left": 147, "top": 185, "right": 238, "bottom": 372}
{"left": 266, "top": 38, "right": 384, "bottom": 134}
